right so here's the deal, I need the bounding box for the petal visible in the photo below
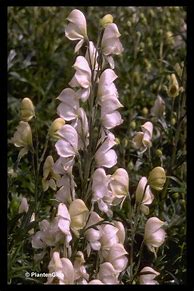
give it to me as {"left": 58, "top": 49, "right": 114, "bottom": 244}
{"left": 96, "top": 149, "right": 117, "bottom": 168}
{"left": 55, "top": 139, "right": 76, "bottom": 157}
{"left": 66, "top": 9, "right": 87, "bottom": 38}
{"left": 58, "top": 124, "right": 78, "bottom": 152}
{"left": 57, "top": 203, "right": 70, "bottom": 220}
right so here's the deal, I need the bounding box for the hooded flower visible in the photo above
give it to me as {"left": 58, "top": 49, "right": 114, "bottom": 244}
{"left": 95, "top": 132, "right": 117, "bottom": 168}
{"left": 135, "top": 176, "right": 154, "bottom": 215}
{"left": 132, "top": 121, "right": 153, "bottom": 152}
{"left": 148, "top": 167, "right": 166, "bottom": 191}
{"left": 55, "top": 124, "right": 78, "bottom": 158}
{"left": 19, "top": 197, "right": 29, "bottom": 213}
{"left": 101, "top": 23, "right": 123, "bottom": 69}
{"left": 97, "top": 262, "right": 119, "bottom": 284}
{"left": 100, "top": 95, "right": 123, "bottom": 129}
{"left": 144, "top": 217, "right": 166, "bottom": 254}
{"left": 65, "top": 9, "right": 88, "bottom": 53}
{"left": 85, "top": 41, "right": 99, "bottom": 72}
{"left": 139, "top": 266, "right": 160, "bottom": 285}
{"left": 55, "top": 173, "right": 75, "bottom": 203}
{"left": 151, "top": 95, "right": 165, "bottom": 118}
{"left": 71, "top": 108, "right": 89, "bottom": 150}
{"left": 106, "top": 243, "right": 128, "bottom": 272}
{"left": 57, "top": 88, "right": 79, "bottom": 121}
{"left": 47, "top": 251, "right": 75, "bottom": 284}
{"left": 49, "top": 118, "right": 66, "bottom": 139}
{"left": 98, "top": 69, "right": 118, "bottom": 102}
{"left": 42, "top": 156, "right": 61, "bottom": 192}
{"left": 69, "top": 199, "right": 89, "bottom": 237}
{"left": 69, "top": 56, "right": 91, "bottom": 102}
{"left": 20, "top": 97, "right": 35, "bottom": 122}
{"left": 109, "top": 168, "right": 129, "bottom": 204}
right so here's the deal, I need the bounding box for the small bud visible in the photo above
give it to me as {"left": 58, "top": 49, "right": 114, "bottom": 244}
{"left": 172, "top": 192, "right": 179, "bottom": 199}
{"left": 174, "top": 63, "right": 183, "bottom": 78}
{"left": 130, "top": 120, "right": 136, "bottom": 130}
{"left": 100, "top": 14, "right": 113, "bottom": 28}
{"left": 49, "top": 118, "right": 65, "bottom": 139}
{"left": 155, "top": 149, "right": 163, "bottom": 158}
{"left": 20, "top": 98, "right": 35, "bottom": 122}
{"left": 171, "top": 117, "right": 176, "bottom": 126}
{"left": 168, "top": 74, "right": 179, "bottom": 98}
{"left": 148, "top": 167, "right": 166, "bottom": 191}
{"left": 142, "top": 107, "right": 148, "bottom": 116}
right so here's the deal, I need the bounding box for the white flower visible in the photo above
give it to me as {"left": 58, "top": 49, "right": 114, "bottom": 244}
{"left": 139, "top": 266, "right": 160, "bottom": 285}
{"left": 65, "top": 9, "right": 88, "bottom": 53}
{"left": 57, "top": 88, "right": 79, "bottom": 121}
{"left": 69, "top": 56, "right": 91, "bottom": 102}
{"left": 20, "top": 97, "right": 35, "bottom": 122}
{"left": 55, "top": 124, "right": 78, "bottom": 158}
{"left": 135, "top": 176, "right": 154, "bottom": 215}
{"left": 73, "top": 251, "right": 89, "bottom": 282}
{"left": 11, "top": 121, "right": 32, "bottom": 148}
{"left": 95, "top": 132, "right": 117, "bottom": 168}
{"left": 144, "top": 217, "right": 166, "bottom": 254}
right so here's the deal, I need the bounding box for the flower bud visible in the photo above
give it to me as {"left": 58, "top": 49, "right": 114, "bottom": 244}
{"left": 168, "top": 74, "right": 179, "bottom": 98}
{"left": 107, "top": 243, "right": 128, "bottom": 272}
{"left": 155, "top": 149, "right": 163, "bottom": 158}
{"left": 20, "top": 97, "right": 35, "bottom": 121}
{"left": 69, "top": 199, "right": 89, "bottom": 236}
{"left": 11, "top": 121, "right": 32, "bottom": 148}
{"left": 100, "top": 14, "right": 113, "bottom": 28}
{"left": 148, "top": 167, "right": 166, "bottom": 191}
{"left": 49, "top": 118, "right": 65, "bottom": 139}
{"left": 142, "top": 107, "right": 148, "bottom": 116}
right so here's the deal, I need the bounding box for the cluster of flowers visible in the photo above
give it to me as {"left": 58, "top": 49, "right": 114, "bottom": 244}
{"left": 10, "top": 9, "right": 168, "bottom": 285}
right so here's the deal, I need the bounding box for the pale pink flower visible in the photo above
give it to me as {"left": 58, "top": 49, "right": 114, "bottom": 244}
{"left": 55, "top": 124, "right": 78, "bottom": 158}
{"left": 69, "top": 56, "right": 91, "bottom": 102}
{"left": 101, "top": 95, "right": 123, "bottom": 129}
{"left": 55, "top": 173, "right": 75, "bottom": 203}
{"left": 101, "top": 23, "right": 123, "bottom": 56}
{"left": 109, "top": 168, "right": 129, "bottom": 204}
{"left": 95, "top": 132, "right": 117, "bottom": 168}
{"left": 53, "top": 156, "right": 75, "bottom": 174}
{"left": 132, "top": 121, "right": 153, "bottom": 152}
{"left": 65, "top": 9, "right": 88, "bottom": 53}
{"left": 135, "top": 176, "right": 154, "bottom": 215}
{"left": 73, "top": 251, "right": 89, "bottom": 282}
{"left": 57, "top": 88, "right": 79, "bottom": 121}
{"left": 144, "top": 217, "right": 166, "bottom": 254}
{"left": 151, "top": 95, "right": 165, "bottom": 117}
{"left": 139, "top": 266, "right": 160, "bottom": 285}
{"left": 107, "top": 243, "right": 128, "bottom": 272}
{"left": 47, "top": 251, "right": 75, "bottom": 284}
{"left": 98, "top": 69, "right": 118, "bottom": 102}
{"left": 97, "top": 262, "right": 119, "bottom": 284}
{"left": 85, "top": 41, "right": 99, "bottom": 72}
{"left": 71, "top": 107, "right": 89, "bottom": 150}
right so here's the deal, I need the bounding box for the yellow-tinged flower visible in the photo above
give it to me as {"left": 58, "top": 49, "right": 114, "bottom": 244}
{"left": 11, "top": 121, "right": 32, "bottom": 148}
{"left": 168, "top": 73, "right": 179, "bottom": 98}
{"left": 20, "top": 97, "right": 35, "bottom": 121}
{"left": 69, "top": 199, "right": 89, "bottom": 236}
{"left": 100, "top": 14, "right": 114, "bottom": 28}
{"left": 148, "top": 166, "right": 166, "bottom": 191}
{"left": 42, "top": 156, "right": 60, "bottom": 192}
{"left": 49, "top": 118, "right": 65, "bottom": 139}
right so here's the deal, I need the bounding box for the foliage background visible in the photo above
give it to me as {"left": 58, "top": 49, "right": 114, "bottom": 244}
{"left": 8, "top": 6, "right": 186, "bottom": 284}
